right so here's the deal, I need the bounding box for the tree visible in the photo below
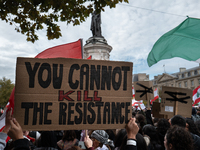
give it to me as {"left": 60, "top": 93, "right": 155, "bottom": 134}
{"left": 0, "top": 77, "right": 14, "bottom": 107}
{"left": 0, "top": 0, "right": 128, "bottom": 43}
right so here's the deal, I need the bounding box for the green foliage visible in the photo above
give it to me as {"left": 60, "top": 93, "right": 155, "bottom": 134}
{"left": 0, "top": 0, "right": 129, "bottom": 43}
{"left": 0, "top": 77, "right": 15, "bottom": 107}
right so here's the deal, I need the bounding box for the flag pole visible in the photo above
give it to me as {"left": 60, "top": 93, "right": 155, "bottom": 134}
{"left": 80, "top": 38, "right": 83, "bottom": 59}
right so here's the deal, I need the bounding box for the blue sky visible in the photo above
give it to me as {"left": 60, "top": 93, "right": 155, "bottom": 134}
{"left": 0, "top": 0, "right": 200, "bottom": 83}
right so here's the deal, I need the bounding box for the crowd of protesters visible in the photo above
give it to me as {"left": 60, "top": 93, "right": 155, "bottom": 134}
{"left": 1, "top": 105, "right": 200, "bottom": 150}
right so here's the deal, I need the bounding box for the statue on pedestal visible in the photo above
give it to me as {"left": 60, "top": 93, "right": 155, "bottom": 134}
{"left": 90, "top": 8, "right": 102, "bottom": 37}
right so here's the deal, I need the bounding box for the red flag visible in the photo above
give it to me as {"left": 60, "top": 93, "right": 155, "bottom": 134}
{"left": 35, "top": 39, "right": 83, "bottom": 59}
{"left": 150, "top": 88, "right": 159, "bottom": 104}
{"left": 193, "top": 85, "right": 200, "bottom": 106}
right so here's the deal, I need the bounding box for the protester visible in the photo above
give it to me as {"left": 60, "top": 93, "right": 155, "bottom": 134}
{"left": 185, "top": 118, "right": 200, "bottom": 137}
{"left": 135, "top": 114, "right": 146, "bottom": 135}
{"left": 164, "top": 126, "right": 193, "bottom": 150}
{"left": 57, "top": 130, "right": 79, "bottom": 150}
{"left": 142, "top": 124, "right": 163, "bottom": 150}
{"left": 195, "top": 120, "right": 200, "bottom": 132}
{"left": 191, "top": 107, "right": 200, "bottom": 122}
{"left": 114, "top": 129, "right": 126, "bottom": 150}
{"left": 124, "top": 117, "right": 139, "bottom": 150}
{"left": 34, "top": 131, "right": 58, "bottom": 150}
{"left": 119, "top": 133, "right": 147, "bottom": 150}
{"left": 156, "top": 118, "right": 170, "bottom": 149}
{"left": 84, "top": 135, "right": 93, "bottom": 150}
{"left": 170, "top": 115, "right": 200, "bottom": 150}
{"left": 90, "top": 130, "right": 114, "bottom": 150}
{"left": 0, "top": 108, "right": 12, "bottom": 149}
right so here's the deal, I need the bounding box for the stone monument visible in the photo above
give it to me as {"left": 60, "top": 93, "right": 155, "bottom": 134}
{"left": 83, "top": 7, "right": 112, "bottom": 60}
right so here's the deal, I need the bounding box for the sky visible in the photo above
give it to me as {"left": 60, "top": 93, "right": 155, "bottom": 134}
{"left": 1, "top": 0, "right": 200, "bottom": 83}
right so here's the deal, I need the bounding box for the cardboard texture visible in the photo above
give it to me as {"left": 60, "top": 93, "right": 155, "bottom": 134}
{"left": 14, "top": 57, "right": 133, "bottom": 131}
{"left": 134, "top": 81, "right": 154, "bottom": 101}
{"left": 152, "top": 102, "right": 164, "bottom": 118}
{"left": 160, "top": 86, "right": 192, "bottom": 118}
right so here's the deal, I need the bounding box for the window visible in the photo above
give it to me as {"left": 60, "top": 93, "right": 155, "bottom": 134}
{"left": 179, "top": 82, "right": 181, "bottom": 87}
{"left": 182, "top": 73, "right": 184, "bottom": 78}
{"left": 184, "top": 81, "right": 187, "bottom": 87}
{"left": 199, "top": 79, "right": 200, "bottom": 85}
{"left": 191, "top": 80, "right": 194, "bottom": 87}
{"left": 188, "top": 72, "right": 191, "bottom": 77}
{"left": 194, "top": 70, "right": 198, "bottom": 75}
{"left": 171, "top": 84, "right": 173, "bottom": 87}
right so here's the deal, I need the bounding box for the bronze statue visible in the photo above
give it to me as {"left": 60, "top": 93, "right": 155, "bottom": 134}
{"left": 90, "top": 8, "right": 102, "bottom": 37}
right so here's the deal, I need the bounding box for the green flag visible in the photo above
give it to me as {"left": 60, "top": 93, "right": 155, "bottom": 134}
{"left": 147, "top": 17, "right": 200, "bottom": 67}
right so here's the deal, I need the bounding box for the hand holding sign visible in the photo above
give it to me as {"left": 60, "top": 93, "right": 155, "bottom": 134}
{"left": 126, "top": 118, "right": 139, "bottom": 139}
{"left": 8, "top": 118, "right": 24, "bottom": 141}
{"left": 84, "top": 135, "right": 93, "bottom": 149}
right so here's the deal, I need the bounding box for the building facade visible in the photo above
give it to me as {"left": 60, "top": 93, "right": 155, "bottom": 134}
{"left": 152, "top": 65, "right": 200, "bottom": 92}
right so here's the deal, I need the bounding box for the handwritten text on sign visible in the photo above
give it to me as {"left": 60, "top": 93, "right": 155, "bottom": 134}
{"left": 14, "top": 58, "right": 133, "bottom": 130}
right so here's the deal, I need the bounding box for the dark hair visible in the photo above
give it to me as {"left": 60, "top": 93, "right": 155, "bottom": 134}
{"left": 156, "top": 118, "right": 170, "bottom": 149}
{"left": 142, "top": 125, "right": 163, "bottom": 150}
{"left": 136, "top": 133, "right": 148, "bottom": 150}
{"left": 132, "top": 111, "right": 136, "bottom": 117}
{"left": 165, "top": 126, "right": 193, "bottom": 150}
{"left": 185, "top": 118, "right": 200, "bottom": 136}
{"left": 192, "top": 107, "right": 197, "bottom": 115}
{"left": 170, "top": 115, "right": 186, "bottom": 128}
{"left": 153, "top": 118, "right": 159, "bottom": 125}
{"left": 195, "top": 120, "right": 200, "bottom": 132}
{"left": 136, "top": 114, "right": 146, "bottom": 134}
{"left": 114, "top": 129, "right": 127, "bottom": 148}
{"left": 62, "top": 130, "right": 76, "bottom": 141}
{"left": 157, "top": 118, "right": 170, "bottom": 135}
{"left": 105, "top": 129, "right": 115, "bottom": 141}
{"left": 40, "top": 131, "right": 57, "bottom": 148}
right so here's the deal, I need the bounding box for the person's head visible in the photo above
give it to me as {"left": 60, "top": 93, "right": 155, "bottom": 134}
{"left": 153, "top": 117, "right": 159, "bottom": 126}
{"left": 62, "top": 130, "right": 76, "bottom": 142}
{"left": 164, "top": 126, "right": 193, "bottom": 150}
{"left": 136, "top": 114, "right": 146, "bottom": 134}
{"left": 185, "top": 118, "right": 200, "bottom": 136}
{"left": 142, "top": 124, "right": 156, "bottom": 136}
{"left": 136, "top": 133, "right": 148, "bottom": 150}
{"left": 142, "top": 124, "right": 160, "bottom": 145}
{"left": 91, "top": 130, "right": 109, "bottom": 149}
{"left": 114, "top": 129, "right": 127, "bottom": 148}
{"left": 192, "top": 107, "right": 197, "bottom": 115}
{"left": 40, "top": 131, "right": 57, "bottom": 148}
{"left": 157, "top": 118, "right": 170, "bottom": 135}
{"left": 170, "top": 115, "right": 186, "bottom": 128}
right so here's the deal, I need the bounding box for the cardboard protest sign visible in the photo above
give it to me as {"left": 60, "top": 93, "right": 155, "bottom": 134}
{"left": 160, "top": 86, "right": 192, "bottom": 118}
{"left": 134, "top": 81, "right": 154, "bottom": 100}
{"left": 14, "top": 57, "right": 133, "bottom": 131}
{"left": 152, "top": 102, "right": 164, "bottom": 118}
